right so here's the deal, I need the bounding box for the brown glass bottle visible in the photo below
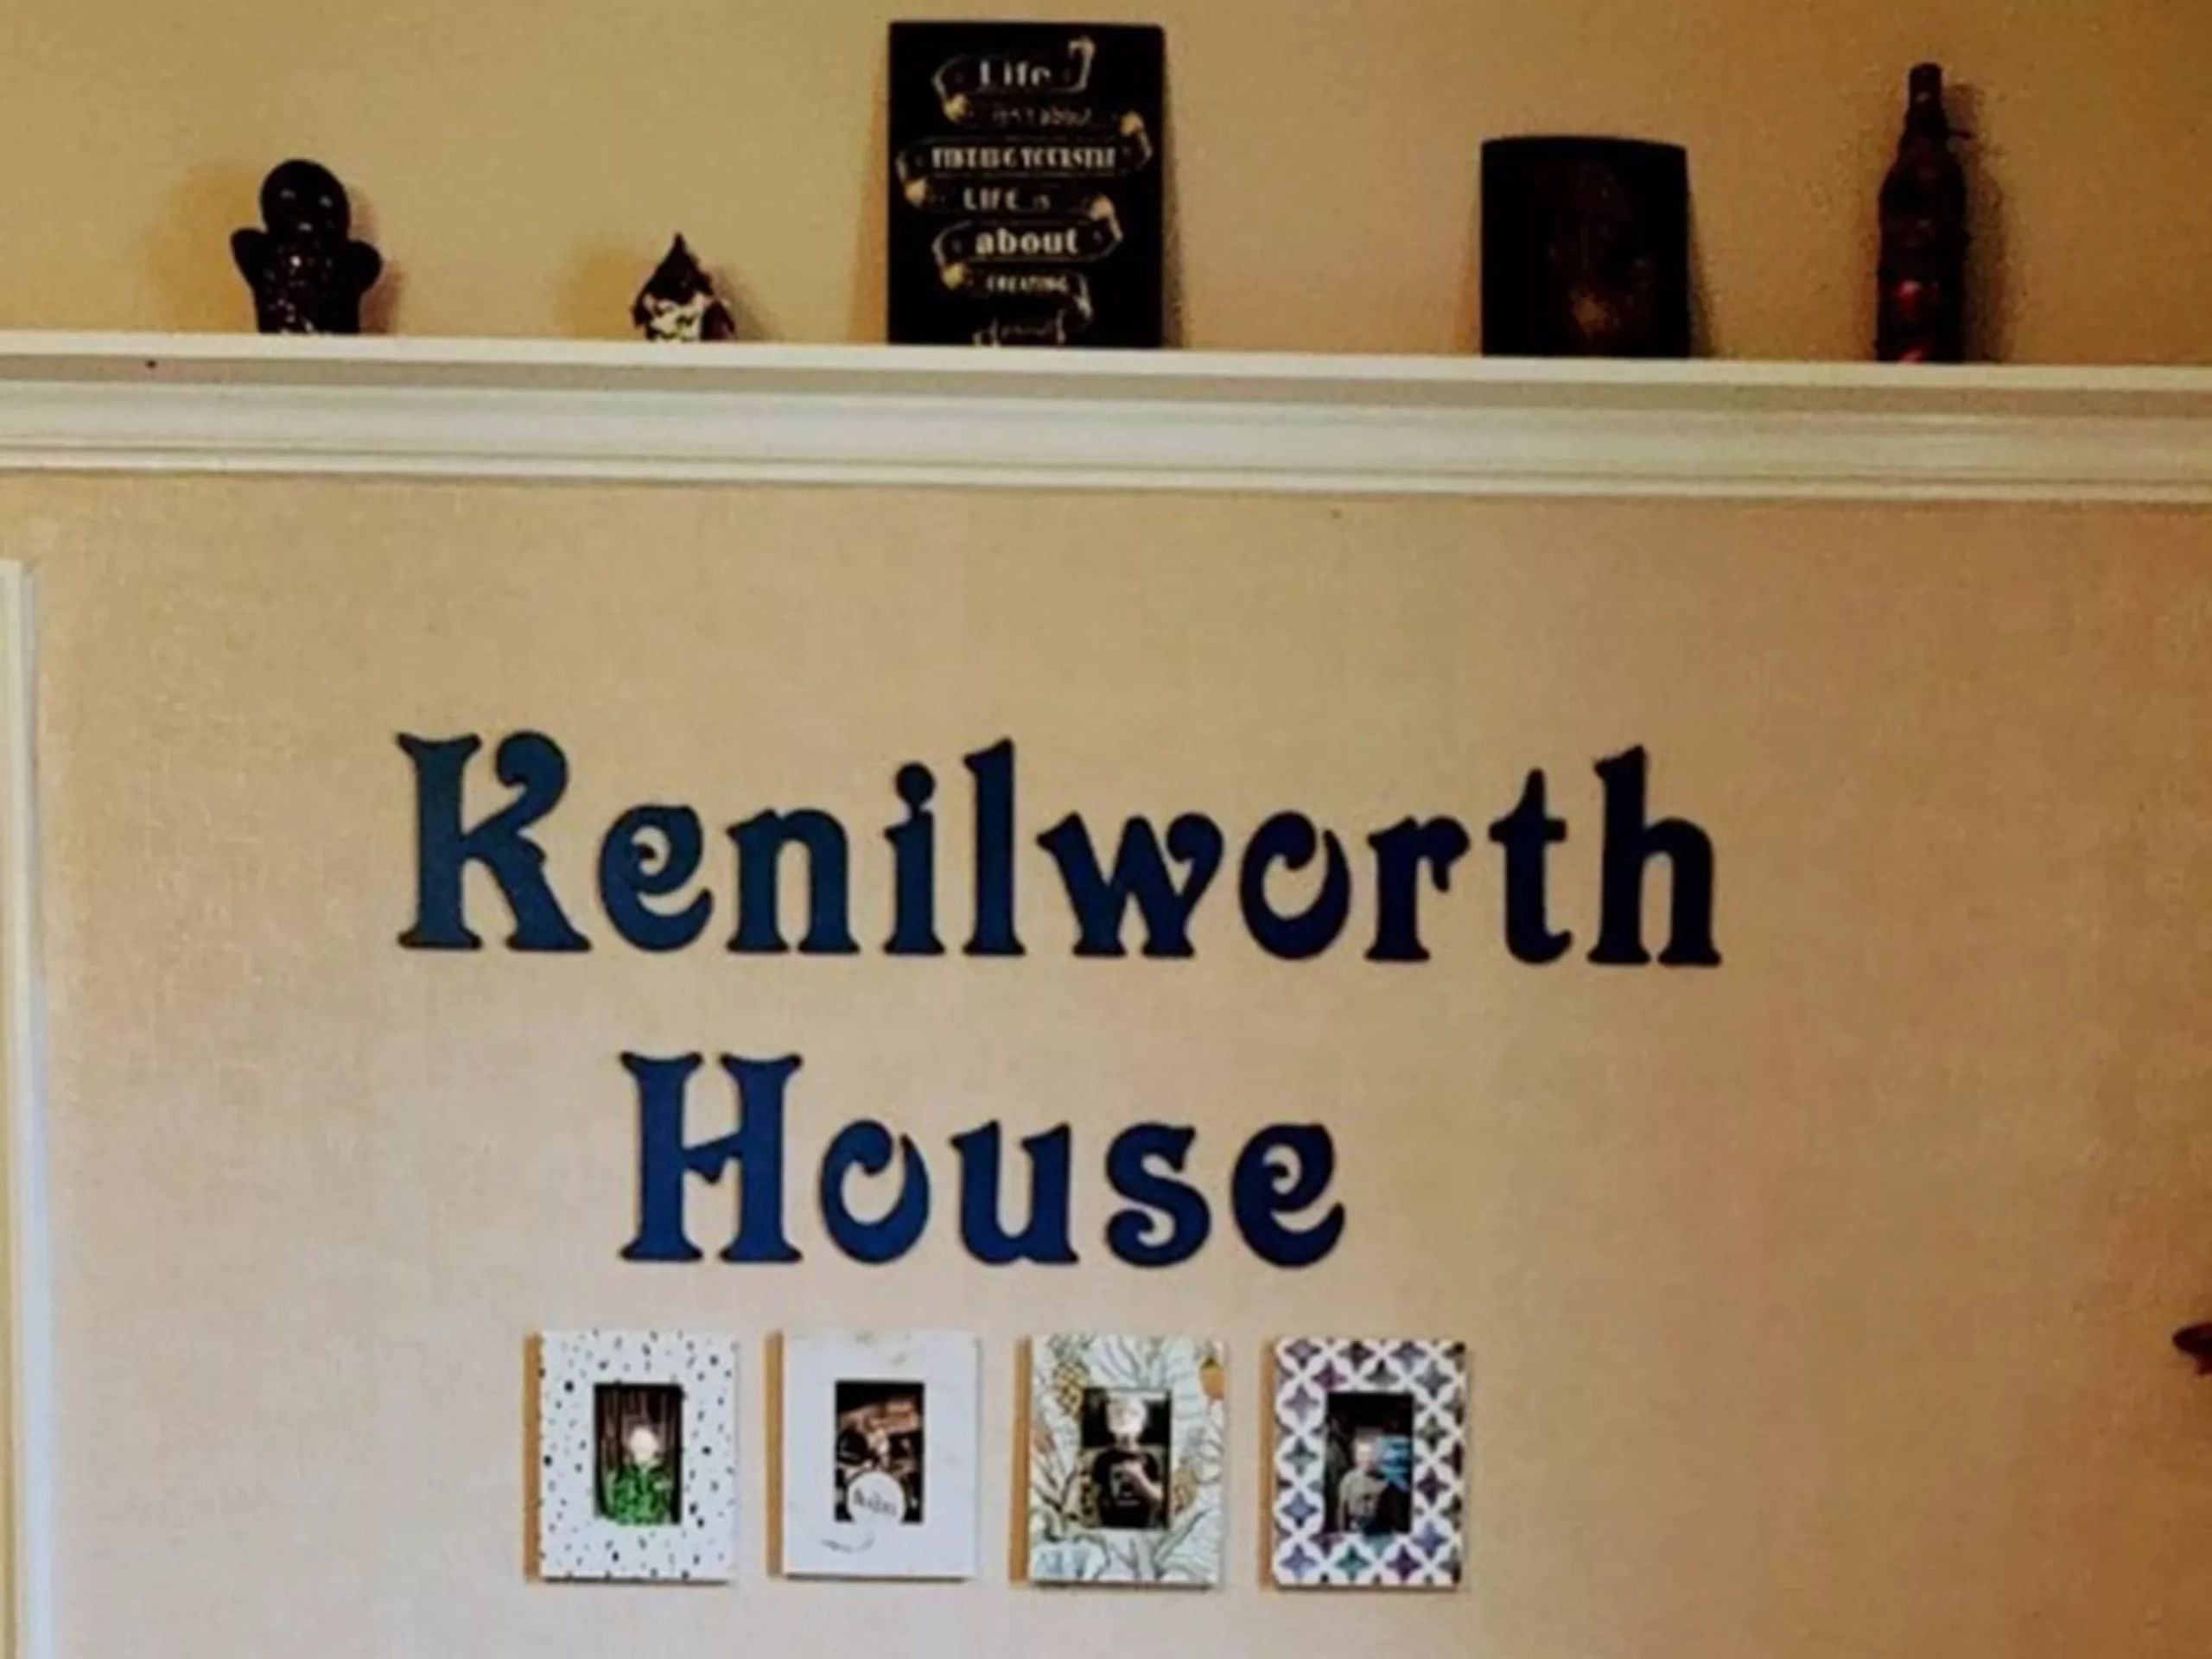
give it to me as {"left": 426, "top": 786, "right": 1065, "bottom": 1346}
{"left": 1876, "top": 63, "right": 1967, "bottom": 363}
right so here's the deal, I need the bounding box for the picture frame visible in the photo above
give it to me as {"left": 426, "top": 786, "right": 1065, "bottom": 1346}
{"left": 1027, "top": 1332, "right": 1226, "bottom": 1586}
{"left": 1270, "top": 1337, "right": 1468, "bottom": 1589}
{"left": 532, "top": 1329, "right": 738, "bottom": 1582}
{"left": 887, "top": 21, "right": 1166, "bottom": 347}
{"left": 781, "top": 1330, "right": 982, "bottom": 1580}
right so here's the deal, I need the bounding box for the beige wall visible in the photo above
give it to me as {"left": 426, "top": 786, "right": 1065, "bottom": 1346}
{"left": 5, "top": 473, "right": 2210, "bottom": 1657}
{"left": 2, "top": 0, "right": 2209, "bottom": 361}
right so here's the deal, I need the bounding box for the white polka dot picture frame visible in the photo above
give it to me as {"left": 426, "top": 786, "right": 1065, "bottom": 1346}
{"left": 533, "top": 1330, "right": 738, "bottom": 1582}
{"left": 781, "top": 1331, "right": 982, "bottom": 1580}
{"left": 1027, "top": 1332, "right": 1228, "bottom": 1587}
{"left": 1270, "top": 1337, "right": 1468, "bottom": 1590}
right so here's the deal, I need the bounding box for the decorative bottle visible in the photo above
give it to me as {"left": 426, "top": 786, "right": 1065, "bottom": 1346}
{"left": 1876, "top": 63, "right": 1967, "bottom": 363}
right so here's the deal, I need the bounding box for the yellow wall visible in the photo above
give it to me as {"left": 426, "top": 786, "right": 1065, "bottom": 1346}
{"left": 3, "top": 0, "right": 2209, "bottom": 360}
{"left": 8, "top": 473, "right": 2211, "bottom": 1657}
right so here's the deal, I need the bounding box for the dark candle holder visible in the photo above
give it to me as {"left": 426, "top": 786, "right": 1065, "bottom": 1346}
{"left": 1480, "top": 136, "right": 1691, "bottom": 358}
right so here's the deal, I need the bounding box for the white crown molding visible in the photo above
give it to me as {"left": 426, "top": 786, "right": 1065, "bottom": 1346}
{"left": 0, "top": 332, "right": 2209, "bottom": 502}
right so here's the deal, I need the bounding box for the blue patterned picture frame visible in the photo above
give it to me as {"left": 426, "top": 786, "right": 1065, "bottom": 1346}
{"left": 1270, "top": 1337, "right": 1468, "bottom": 1589}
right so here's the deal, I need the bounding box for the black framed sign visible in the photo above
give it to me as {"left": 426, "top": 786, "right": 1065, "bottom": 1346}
{"left": 887, "top": 22, "right": 1166, "bottom": 348}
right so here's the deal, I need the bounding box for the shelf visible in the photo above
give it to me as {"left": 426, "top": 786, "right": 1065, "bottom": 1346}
{"left": 1, "top": 331, "right": 2209, "bottom": 502}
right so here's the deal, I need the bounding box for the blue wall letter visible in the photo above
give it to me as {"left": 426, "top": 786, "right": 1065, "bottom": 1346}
{"left": 1590, "top": 747, "right": 1721, "bottom": 967}
{"left": 884, "top": 763, "right": 945, "bottom": 957}
{"left": 1365, "top": 817, "right": 1471, "bottom": 963}
{"left": 1237, "top": 812, "right": 1351, "bottom": 959}
{"left": 397, "top": 731, "right": 589, "bottom": 951}
{"left": 728, "top": 810, "right": 861, "bottom": 955}
{"left": 819, "top": 1119, "right": 931, "bottom": 1264}
{"left": 1038, "top": 814, "right": 1224, "bottom": 957}
{"left": 952, "top": 1122, "right": 1077, "bottom": 1264}
{"left": 1486, "top": 770, "right": 1572, "bottom": 963}
{"left": 599, "top": 804, "right": 711, "bottom": 951}
{"left": 620, "top": 1052, "right": 804, "bottom": 1263}
{"left": 964, "top": 741, "right": 1026, "bottom": 957}
{"left": 1231, "top": 1123, "right": 1344, "bottom": 1267}
{"left": 1104, "top": 1122, "right": 1211, "bottom": 1267}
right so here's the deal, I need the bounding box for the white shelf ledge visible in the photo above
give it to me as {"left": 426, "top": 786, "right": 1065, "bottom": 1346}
{"left": 1, "top": 332, "right": 2209, "bottom": 502}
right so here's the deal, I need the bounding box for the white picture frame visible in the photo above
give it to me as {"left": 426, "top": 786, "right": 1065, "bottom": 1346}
{"left": 533, "top": 1329, "right": 738, "bottom": 1582}
{"left": 781, "top": 1330, "right": 982, "bottom": 1580}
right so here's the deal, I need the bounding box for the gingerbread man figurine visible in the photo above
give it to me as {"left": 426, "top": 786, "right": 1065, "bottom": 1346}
{"left": 232, "top": 160, "right": 383, "bottom": 334}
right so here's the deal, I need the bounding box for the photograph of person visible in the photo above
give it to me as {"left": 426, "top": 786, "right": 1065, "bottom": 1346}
{"left": 1079, "top": 1388, "right": 1171, "bottom": 1532}
{"left": 1321, "top": 1391, "right": 1414, "bottom": 1536}
{"left": 594, "top": 1382, "right": 683, "bottom": 1528}
{"left": 834, "top": 1380, "right": 926, "bottom": 1525}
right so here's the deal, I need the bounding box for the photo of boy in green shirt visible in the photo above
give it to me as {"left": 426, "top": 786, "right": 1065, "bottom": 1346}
{"left": 594, "top": 1383, "right": 683, "bottom": 1528}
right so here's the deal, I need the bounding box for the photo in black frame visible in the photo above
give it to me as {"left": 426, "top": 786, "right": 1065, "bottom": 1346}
{"left": 1320, "top": 1391, "right": 1415, "bottom": 1536}
{"left": 887, "top": 21, "right": 1165, "bottom": 347}
{"left": 833, "top": 1379, "right": 926, "bottom": 1526}
{"left": 593, "top": 1382, "right": 684, "bottom": 1528}
{"left": 1481, "top": 136, "right": 1690, "bottom": 358}
{"left": 1077, "top": 1387, "right": 1172, "bottom": 1531}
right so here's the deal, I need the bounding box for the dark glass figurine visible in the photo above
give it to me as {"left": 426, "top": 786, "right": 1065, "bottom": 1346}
{"left": 231, "top": 160, "right": 382, "bottom": 335}
{"left": 1876, "top": 64, "right": 1968, "bottom": 363}
{"left": 632, "top": 236, "right": 736, "bottom": 342}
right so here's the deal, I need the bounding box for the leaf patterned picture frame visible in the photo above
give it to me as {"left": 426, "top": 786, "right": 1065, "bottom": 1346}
{"left": 1270, "top": 1337, "right": 1468, "bottom": 1590}
{"left": 1027, "top": 1332, "right": 1227, "bottom": 1586}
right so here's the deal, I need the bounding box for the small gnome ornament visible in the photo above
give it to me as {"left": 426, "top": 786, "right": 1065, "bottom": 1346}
{"left": 1876, "top": 64, "right": 1968, "bottom": 363}
{"left": 231, "top": 160, "right": 383, "bottom": 335}
{"left": 631, "top": 235, "right": 736, "bottom": 342}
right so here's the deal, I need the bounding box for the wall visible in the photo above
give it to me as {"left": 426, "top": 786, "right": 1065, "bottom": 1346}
{"left": 2, "top": 0, "right": 2209, "bottom": 361}
{"left": 3, "top": 472, "right": 2209, "bottom": 1659}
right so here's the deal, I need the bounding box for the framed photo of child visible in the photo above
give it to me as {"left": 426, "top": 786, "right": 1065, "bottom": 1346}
{"left": 532, "top": 1330, "right": 738, "bottom": 1582}
{"left": 780, "top": 1331, "right": 982, "bottom": 1580}
{"left": 1027, "top": 1332, "right": 1227, "bottom": 1586}
{"left": 1269, "top": 1338, "right": 1468, "bottom": 1589}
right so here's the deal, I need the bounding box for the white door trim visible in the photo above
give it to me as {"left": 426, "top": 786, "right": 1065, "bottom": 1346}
{"left": 0, "top": 563, "right": 46, "bottom": 1659}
